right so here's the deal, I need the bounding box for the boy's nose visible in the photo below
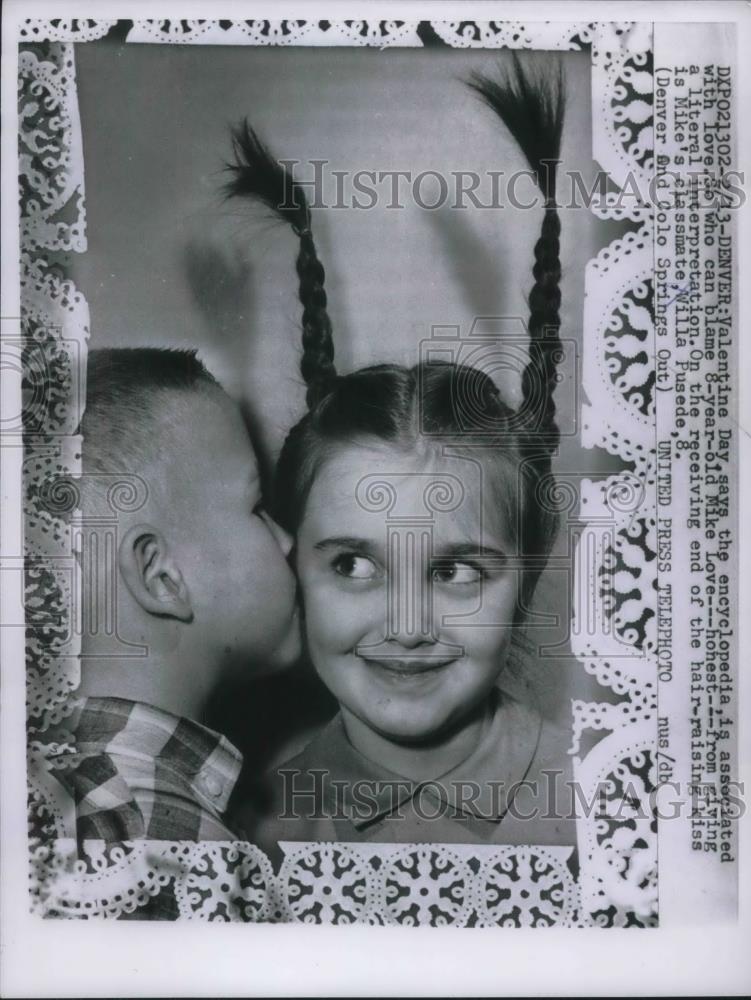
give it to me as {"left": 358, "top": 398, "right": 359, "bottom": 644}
{"left": 262, "top": 512, "right": 294, "bottom": 557}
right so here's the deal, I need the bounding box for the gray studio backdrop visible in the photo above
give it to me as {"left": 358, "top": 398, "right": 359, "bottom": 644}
{"left": 71, "top": 39, "right": 624, "bottom": 760}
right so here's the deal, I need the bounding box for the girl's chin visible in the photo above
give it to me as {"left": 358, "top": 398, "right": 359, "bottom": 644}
{"left": 360, "top": 711, "right": 455, "bottom": 746}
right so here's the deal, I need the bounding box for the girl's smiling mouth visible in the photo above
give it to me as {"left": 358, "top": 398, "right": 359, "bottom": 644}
{"left": 360, "top": 657, "right": 457, "bottom": 680}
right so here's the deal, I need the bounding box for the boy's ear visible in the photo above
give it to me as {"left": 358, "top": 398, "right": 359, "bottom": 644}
{"left": 118, "top": 524, "right": 193, "bottom": 623}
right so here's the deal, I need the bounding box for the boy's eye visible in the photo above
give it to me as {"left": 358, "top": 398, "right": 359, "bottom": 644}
{"left": 332, "top": 554, "right": 381, "bottom": 580}
{"left": 432, "top": 562, "right": 482, "bottom": 585}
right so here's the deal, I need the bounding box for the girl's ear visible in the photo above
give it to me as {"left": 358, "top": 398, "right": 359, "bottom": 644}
{"left": 118, "top": 523, "right": 193, "bottom": 623}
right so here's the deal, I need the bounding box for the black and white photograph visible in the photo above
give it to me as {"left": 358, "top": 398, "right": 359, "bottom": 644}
{"left": 1, "top": 1, "right": 748, "bottom": 996}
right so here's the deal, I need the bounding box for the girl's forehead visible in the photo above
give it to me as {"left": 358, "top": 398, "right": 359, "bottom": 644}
{"left": 304, "top": 441, "right": 513, "bottom": 544}
{"left": 311, "top": 442, "right": 472, "bottom": 494}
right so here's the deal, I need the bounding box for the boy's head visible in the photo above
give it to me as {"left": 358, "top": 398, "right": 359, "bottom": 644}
{"left": 80, "top": 347, "right": 300, "bottom": 677}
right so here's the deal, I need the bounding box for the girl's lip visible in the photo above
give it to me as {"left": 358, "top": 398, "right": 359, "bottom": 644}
{"left": 361, "top": 657, "right": 456, "bottom": 677}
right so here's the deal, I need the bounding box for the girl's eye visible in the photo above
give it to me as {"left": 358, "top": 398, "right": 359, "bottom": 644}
{"left": 433, "top": 562, "right": 482, "bottom": 585}
{"left": 332, "top": 554, "right": 380, "bottom": 580}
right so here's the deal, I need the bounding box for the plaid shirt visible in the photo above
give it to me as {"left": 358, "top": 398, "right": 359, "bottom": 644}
{"left": 49, "top": 697, "right": 243, "bottom": 842}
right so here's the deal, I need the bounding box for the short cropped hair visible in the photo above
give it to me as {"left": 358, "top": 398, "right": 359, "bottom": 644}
{"left": 80, "top": 347, "right": 222, "bottom": 511}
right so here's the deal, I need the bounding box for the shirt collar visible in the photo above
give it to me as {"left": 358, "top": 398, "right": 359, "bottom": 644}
{"left": 288, "top": 689, "right": 542, "bottom": 830}
{"left": 63, "top": 696, "right": 244, "bottom": 815}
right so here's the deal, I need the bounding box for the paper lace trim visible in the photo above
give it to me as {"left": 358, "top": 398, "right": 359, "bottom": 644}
{"left": 33, "top": 839, "right": 578, "bottom": 926}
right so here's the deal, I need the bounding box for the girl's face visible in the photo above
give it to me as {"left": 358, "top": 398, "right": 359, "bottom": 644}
{"left": 295, "top": 442, "right": 520, "bottom": 745}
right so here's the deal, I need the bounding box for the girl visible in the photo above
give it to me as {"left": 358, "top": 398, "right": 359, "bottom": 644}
{"left": 229, "top": 56, "right": 577, "bottom": 851}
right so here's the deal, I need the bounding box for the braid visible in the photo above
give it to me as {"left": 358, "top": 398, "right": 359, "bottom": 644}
{"left": 522, "top": 204, "right": 562, "bottom": 451}
{"left": 468, "top": 54, "right": 565, "bottom": 452}
{"left": 225, "top": 120, "right": 336, "bottom": 409}
{"left": 296, "top": 232, "right": 336, "bottom": 408}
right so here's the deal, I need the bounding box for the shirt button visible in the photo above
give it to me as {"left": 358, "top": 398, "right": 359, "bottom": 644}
{"left": 201, "top": 773, "right": 223, "bottom": 799}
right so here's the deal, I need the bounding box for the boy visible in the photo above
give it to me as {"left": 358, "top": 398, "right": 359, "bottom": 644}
{"left": 49, "top": 347, "right": 300, "bottom": 841}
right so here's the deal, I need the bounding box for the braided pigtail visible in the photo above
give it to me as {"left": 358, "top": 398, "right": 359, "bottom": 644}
{"left": 225, "top": 120, "right": 336, "bottom": 408}
{"left": 468, "top": 55, "right": 566, "bottom": 606}
{"left": 468, "top": 54, "right": 565, "bottom": 451}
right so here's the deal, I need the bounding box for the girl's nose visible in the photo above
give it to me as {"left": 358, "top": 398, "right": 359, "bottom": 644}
{"left": 388, "top": 625, "right": 435, "bottom": 649}
{"left": 385, "top": 527, "right": 435, "bottom": 643}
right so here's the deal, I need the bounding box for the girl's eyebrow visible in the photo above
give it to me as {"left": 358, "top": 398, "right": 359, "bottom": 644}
{"left": 314, "top": 536, "right": 379, "bottom": 554}
{"left": 434, "top": 542, "right": 508, "bottom": 562}
{"left": 314, "top": 537, "right": 507, "bottom": 562}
